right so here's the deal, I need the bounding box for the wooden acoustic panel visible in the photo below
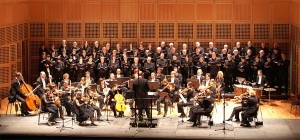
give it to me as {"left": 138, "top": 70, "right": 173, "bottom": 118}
{"left": 30, "top": 22, "right": 45, "bottom": 38}
{"left": 254, "top": 24, "right": 270, "bottom": 39}
{"left": 85, "top": 23, "right": 101, "bottom": 38}
{"left": 122, "top": 23, "right": 137, "bottom": 38}
{"left": 140, "top": 23, "right": 156, "bottom": 39}
{"left": 273, "top": 24, "right": 289, "bottom": 40}
{"left": 103, "top": 23, "right": 118, "bottom": 38}
{"left": 13, "top": 25, "right": 17, "bottom": 42}
{"left": 18, "top": 23, "right": 24, "bottom": 41}
{"left": 197, "top": 23, "right": 212, "bottom": 39}
{"left": 0, "top": 86, "right": 10, "bottom": 99}
{"left": 0, "top": 28, "right": 5, "bottom": 46}
{"left": 48, "top": 22, "right": 63, "bottom": 38}
{"left": 0, "top": 47, "right": 9, "bottom": 64}
{"left": 66, "top": 23, "right": 81, "bottom": 38}
{"left": 159, "top": 23, "right": 174, "bottom": 39}
{"left": 6, "top": 26, "right": 12, "bottom": 44}
{"left": 235, "top": 24, "right": 250, "bottom": 39}
{"left": 10, "top": 45, "right": 16, "bottom": 62}
{"left": 0, "top": 67, "right": 9, "bottom": 84}
{"left": 178, "top": 23, "right": 193, "bottom": 39}
{"left": 216, "top": 23, "right": 231, "bottom": 39}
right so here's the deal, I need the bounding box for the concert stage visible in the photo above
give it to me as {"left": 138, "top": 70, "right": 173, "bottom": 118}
{"left": 1, "top": 97, "right": 300, "bottom": 140}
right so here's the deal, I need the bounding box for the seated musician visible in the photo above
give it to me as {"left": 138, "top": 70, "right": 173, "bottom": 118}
{"left": 157, "top": 79, "right": 173, "bottom": 117}
{"left": 60, "top": 81, "right": 73, "bottom": 116}
{"left": 255, "top": 70, "right": 267, "bottom": 88}
{"left": 192, "top": 69, "right": 205, "bottom": 85}
{"left": 115, "top": 69, "right": 123, "bottom": 78}
{"left": 156, "top": 67, "right": 165, "bottom": 82}
{"left": 173, "top": 67, "right": 183, "bottom": 85}
{"left": 188, "top": 90, "right": 215, "bottom": 127}
{"left": 60, "top": 73, "right": 70, "bottom": 87}
{"left": 106, "top": 83, "right": 125, "bottom": 118}
{"left": 96, "top": 78, "right": 106, "bottom": 111}
{"left": 74, "top": 91, "right": 97, "bottom": 126}
{"left": 35, "top": 71, "right": 49, "bottom": 99}
{"left": 177, "top": 82, "right": 195, "bottom": 118}
{"left": 85, "top": 71, "right": 94, "bottom": 86}
{"left": 77, "top": 77, "right": 88, "bottom": 95}
{"left": 8, "top": 72, "right": 29, "bottom": 117}
{"left": 206, "top": 79, "right": 217, "bottom": 99}
{"left": 168, "top": 71, "right": 180, "bottom": 102}
{"left": 108, "top": 73, "right": 116, "bottom": 81}
{"left": 226, "top": 87, "right": 254, "bottom": 122}
{"left": 42, "top": 88, "right": 59, "bottom": 126}
{"left": 241, "top": 90, "right": 259, "bottom": 127}
{"left": 85, "top": 88, "right": 102, "bottom": 121}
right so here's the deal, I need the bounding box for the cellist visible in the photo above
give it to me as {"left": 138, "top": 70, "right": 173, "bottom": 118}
{"left": 8, "top": 72, "right": 29, "bottom": 117}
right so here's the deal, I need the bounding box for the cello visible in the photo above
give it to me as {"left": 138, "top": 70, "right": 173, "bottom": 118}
{"left": 114, "top": 91, "right": 126, "bottom": 112}
{"left": 20, "top": 77, "right": 41, "bottom": 111}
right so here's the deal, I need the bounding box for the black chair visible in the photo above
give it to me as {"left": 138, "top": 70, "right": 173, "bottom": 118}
{"left": 38, "top": 108, "right": 49, "bottom": 125}
{"left": 245, "top": 106, "right": 260, "bottom": 127}
{"left": 196, "top": 106, "right": 214, "bottom": 128}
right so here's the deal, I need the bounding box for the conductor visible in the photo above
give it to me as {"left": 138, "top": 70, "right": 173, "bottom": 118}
{"left": 132, "top": 71, "right": 151, "bottom": 120}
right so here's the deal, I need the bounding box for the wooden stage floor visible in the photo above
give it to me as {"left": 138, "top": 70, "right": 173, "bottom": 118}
{"left": 1, "top": 96, "right": 300, "bottom": 139}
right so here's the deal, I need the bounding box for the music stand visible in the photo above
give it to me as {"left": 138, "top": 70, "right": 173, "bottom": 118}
{"left": 148, "top": 82, "right": 159, "bottom": 91}
{"left": 107, "top": 80, "right": 118, "bottom": 88}
{"left": 89, "top": 84, "right": 97, "bottom": 91}
{"left": 187, "top": 79, "right": 200, "bottom": 89}
{"left": 71, "top": 82, "right": 79, "bottom": 87}
{"left": 117, "top": 77, "right": 130, "bottom": 84}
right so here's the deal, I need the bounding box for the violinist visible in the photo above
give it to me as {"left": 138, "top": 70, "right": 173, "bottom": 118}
{"left": 85, "top": 88, "right": 102, "bottom": 121}
{"left": 96, "top": 78, "right": 106, "bottom": 111}
{"left": 206, "top": 79, "right": 217, "bottom": 99}
{"left": 241, "top": 89, "right": 259, "bottom": 127}
{"left": 60, "top": 81, "right": 72, "bottom": 116}
{"left": 77, "top": 77, "right": 88, "bottom": 95}
{"left": 177, "top": 82, "right": 195, "bottom": 118}
{"left": 188, "top": 89, "right": 215, "bottom": 127}
{"left": 61, "top": 73, "right": 71, "bottom": 86}
{"left": 226, "top": 87, "right": 253, "bottom": 122}
{"left": 43, "top": 88, "right": 59, "bottom": 126}
{"left": 192, "top": 69, "right": 205, "bottom": 88}
{"left": 35, "top": 71, "right": 49, "bottom": 98}
{"left": 156, "top": 79, "right": 173, "bottom": 117}
{"left": 168, "top": 71, "right": 180, "bottom": 101}
{"left": 9, "top": 72, "right": 29, "bottom": 117}
{"left": 85, "top": 71, "right": 94, "bottom": 86}
{"left": 74, "top": 91, "right": 97, "bottom": 126}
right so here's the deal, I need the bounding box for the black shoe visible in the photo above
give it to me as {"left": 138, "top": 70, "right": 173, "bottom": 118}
{"left": 163, "top": 113, "right": 166, "bottom": 117}
{"left": 79, "top": 122, "right": 84, "bottom": 126}
{"left": 226, "top": 118, "right": 232, "bottom": 121}
{"left": 91, "top": 123, "right": 98, "bottom": 126}
{"left": 192, "top": 123, "right": 197, "bottom": 127}
{"left": 233, "top": 120, "right": 240, "bottom": 122}
{"left": 179, "top": 113, "right": 187, "bottom": 118}
{"left": 24, "top": 112, "right": 30, "bottom": 115}
{"left": 46, "top": 121, "right": 52, "bottom": 126}
{"left": 60, "top": 117, "right": 65, "bottom": 120}
{"left": 21, "top": 113, "right": 26, "bottom": 117}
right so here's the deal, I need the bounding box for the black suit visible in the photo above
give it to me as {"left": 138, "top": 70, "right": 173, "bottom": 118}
{"left": 9, "top": 78, "right": 27, "bottom": 114}
{"left": 133, "top": 77, "right": 150, "bottom": 119}
{"left": 35, "top": 77, "right": 48, "bottom": 98}
{"left": 256, "top": 75, "right": 267, "bottom": 88}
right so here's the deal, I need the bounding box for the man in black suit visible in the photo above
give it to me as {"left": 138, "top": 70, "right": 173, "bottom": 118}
{"left": 9, "top": 72, "right": 29, "bottom": 116}
{"left": 168, "top": 71, "right": 180, "bottom": 102}
{"left": 256, "top": 70, "right": 267, "bottom": 88}
{"left": 35, "top": 71, "right": 49, "bottom": 99}
{"left": 133, "top": 72, "right": 150, "bottom": 120}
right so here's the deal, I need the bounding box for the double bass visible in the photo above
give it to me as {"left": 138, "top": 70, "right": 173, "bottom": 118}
{"left": 20, "top": 77, "right": 41, "bottom": 111}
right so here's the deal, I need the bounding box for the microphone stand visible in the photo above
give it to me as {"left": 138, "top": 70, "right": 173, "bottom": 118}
{"left": 215, "top": 88, "right": 233, "bottom": 134}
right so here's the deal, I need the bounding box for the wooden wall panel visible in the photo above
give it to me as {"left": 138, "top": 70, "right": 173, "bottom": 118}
{"left": 120, "top": 3, "right": 138, "bottom": 21}
{"left": 102, "top": 3, "right": 120, "bottom": 20}
{"left": 215, "top": 4, "right": 233, "bottom": 21}
{"left": 46, "top": 3, "right": 65, "bottom": 21}
{"left": 252, "top": 3, "right": 271, "bottom": 22}
{"left": 196, "top": 4, "right": 213, "bottom": 21}
{"left": 158, "top": 4, "right": 176, "bottom": 21}
{"left": 139, "top": 3, "right": 157, "bottom": 20}
{"left": 83, "top": 3, "right": 102, "bottom": 21}
{"left": 29, "top": 2, "right": 46, "bottom": 21}
{"left": 176, "top": 4, "right": 195, "bottom": 20}
{"left": 17, "top": 2, "right": 28, "bottom": 22}
{"left": 234, "top": 4, "right": 252, "bottom": 21}
{"left": 272, "top": 3, "right": 290, "bottom": 22}
{"left": 65, "top": 3, "right": 82, "bottom": 21}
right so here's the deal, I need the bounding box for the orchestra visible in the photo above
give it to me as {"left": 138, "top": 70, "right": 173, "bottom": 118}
{"left": 10, "top": 40, "right": 289, "bottom": 128}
